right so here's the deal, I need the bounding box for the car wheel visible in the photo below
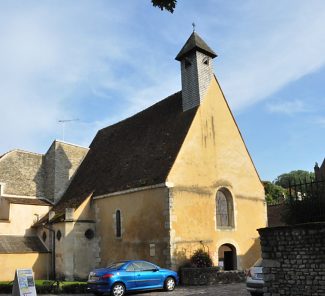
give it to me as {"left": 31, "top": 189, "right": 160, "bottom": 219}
{"left": 250, "top": 292, "right": 263, "bottom": 296}
{"left": 164, "top": 277, "right": 176, "bottom": 291}
{"left": 111, "top": 283, "right": 125, "bottom": 296}
{"left": 94, "top": 293, "right": 103, "bottom": 296}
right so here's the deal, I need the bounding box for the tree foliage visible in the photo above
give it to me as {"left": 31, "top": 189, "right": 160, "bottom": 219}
{"left": 274, "top": 170, "right": 314, "bottom": 188}
{"left": 151, "top": 0, "right": 177, "bottom": 13}
{"left": 190, "top": 249, "right": 213, "bottom": 268}
{"left": 264, "top": 181, "right": 287, "bottom": 204}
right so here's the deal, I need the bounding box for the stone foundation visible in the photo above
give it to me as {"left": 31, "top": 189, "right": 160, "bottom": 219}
{"left": 180, "top": 268, "right": 245, "bottom": 285}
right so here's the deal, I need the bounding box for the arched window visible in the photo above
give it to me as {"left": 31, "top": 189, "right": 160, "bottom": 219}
{"left": 116, "top": 210, "right": 121, "bottom": 238}
{"left": 216, "top": 189, "right": 234, "bottom": 228}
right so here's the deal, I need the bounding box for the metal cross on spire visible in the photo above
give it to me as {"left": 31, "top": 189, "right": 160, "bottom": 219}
{"left": 192, "top": 22, "right": 196, "bottom": 32}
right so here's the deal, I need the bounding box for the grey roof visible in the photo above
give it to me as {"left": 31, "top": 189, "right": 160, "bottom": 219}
{"left": 0, "top": 236, "right": 49, "bottom": 253}
{"left": 175, "top": 32, "right": 217, "bottom": 61}
{"left": 46, "top": 92, "right": 198, "bottom": 219}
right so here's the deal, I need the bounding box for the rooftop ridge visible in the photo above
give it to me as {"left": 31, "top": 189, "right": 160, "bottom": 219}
{"left": 54, "top": 140, "right": 89, "bottom": 150}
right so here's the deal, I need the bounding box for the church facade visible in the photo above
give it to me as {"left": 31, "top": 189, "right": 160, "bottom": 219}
{"left": 1, "top": 32, "right": 267, "bottom": 281}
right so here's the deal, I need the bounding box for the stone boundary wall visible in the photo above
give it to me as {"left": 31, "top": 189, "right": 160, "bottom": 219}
{"left": 180, "top": 268, "right": 245, "bottom": 285}
{"left": 258, "top": 222, "right": 325, "bottom": 296}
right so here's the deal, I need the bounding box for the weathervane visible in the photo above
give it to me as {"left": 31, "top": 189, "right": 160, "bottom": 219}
{"left": 192, "top": 22, "right": 196, "bottom": 32}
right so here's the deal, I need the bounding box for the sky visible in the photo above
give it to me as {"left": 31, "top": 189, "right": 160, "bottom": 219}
{"left": 0, "top": 0, "right": 324, "bottom": 181}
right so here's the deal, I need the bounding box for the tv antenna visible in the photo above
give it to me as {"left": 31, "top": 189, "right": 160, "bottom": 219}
{"left": 58, "top": 119, "right": 79, "bottom": 141}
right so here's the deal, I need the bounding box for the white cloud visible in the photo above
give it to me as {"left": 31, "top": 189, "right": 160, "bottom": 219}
{"left": 0, "top": 0, "right": 325, "bottom": 156}
{"left": 208, "top": 0, "right": 325, "bottom": 110}
{"left": 266, "top": 100, "right": 310, "bottom": 115}
{"left": 313, "top": 117, "right": 325, "bottom": 128}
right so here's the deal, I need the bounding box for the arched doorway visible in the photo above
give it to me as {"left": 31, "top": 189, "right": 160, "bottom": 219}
{"left": 218, "top": 243, "right": 237, "bottom": 270}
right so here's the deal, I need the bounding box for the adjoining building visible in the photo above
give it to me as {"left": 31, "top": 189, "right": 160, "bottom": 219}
{"left": 0, "top": 141, "right": 88, "bottom": 280}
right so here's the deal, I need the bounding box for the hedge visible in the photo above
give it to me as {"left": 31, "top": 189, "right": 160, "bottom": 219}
{"left": 0, "top": 281, "right": 88, "bottom": 294}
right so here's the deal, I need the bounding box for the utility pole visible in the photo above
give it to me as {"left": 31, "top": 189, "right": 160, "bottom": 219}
{"left": 58, "top": 119, "right": 79, "bottom": 141}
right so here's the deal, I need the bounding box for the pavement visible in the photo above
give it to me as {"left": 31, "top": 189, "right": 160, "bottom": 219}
{"left": 0, "top": 283, "right": 250, "bottom": 296}
{"left": 131, "top": 283, "right": 250, "bottom": 295}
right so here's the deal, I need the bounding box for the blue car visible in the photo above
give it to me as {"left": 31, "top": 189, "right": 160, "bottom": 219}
{"left": 87, "top": 260, "right": 179, "bottom": 296}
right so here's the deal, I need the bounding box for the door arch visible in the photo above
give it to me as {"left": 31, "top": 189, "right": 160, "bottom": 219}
{"left": 218, "top": 243, "right": 237, "bottom": 270}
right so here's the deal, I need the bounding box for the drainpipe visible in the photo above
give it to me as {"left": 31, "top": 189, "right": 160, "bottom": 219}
{"left": 43, "top": 224, "right": 56, "bottom": 280}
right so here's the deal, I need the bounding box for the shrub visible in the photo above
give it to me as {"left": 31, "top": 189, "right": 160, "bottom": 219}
{"left": 61, "top": 282, "right": 87, "bottom": 294}
{"left": 0, "top": 282, "right": 13, "bottom": 294}
{"left": 190, "top": 249, "right": 213, "bottom": 268}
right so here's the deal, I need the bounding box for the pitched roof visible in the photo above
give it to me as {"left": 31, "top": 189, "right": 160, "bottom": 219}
{"left": 4, "top": 197, "right": 52, "bottom": 206}
{"left": 51, "top": 92, "right": 197, "bottom": 216}
{"left": 0, "top": 236, "right": 48, "bottom": 253}
{"left": 175, "top": 32, "right": 217, "bottom": 61}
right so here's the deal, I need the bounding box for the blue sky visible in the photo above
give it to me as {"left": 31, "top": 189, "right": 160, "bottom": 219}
{"left": 0, "top": 0, "right": 324, "bottom": 181}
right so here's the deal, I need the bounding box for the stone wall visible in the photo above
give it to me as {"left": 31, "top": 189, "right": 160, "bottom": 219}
{"left": 258, "top": 223, "right": 325, "bottom": 296}
{"left": 0, "top": 141, "right": 88, "bottom": 201}
{"left": 0, "top": 150, "right": 45, "bottom": 197}
{"left": 44, "top": 141, "right": 88, "bottom": 203}
{"left": 180, "top": 268, "right": 245, "bottom": 285}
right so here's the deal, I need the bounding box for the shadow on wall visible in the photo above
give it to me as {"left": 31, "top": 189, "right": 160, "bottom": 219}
{"left": 238, "top": 237, "right": 261, "bottom": 270}
{"left": 38, "top": 198, "right": 97, "bottom": 281}
{"left": 32, "top": 252, "right": 51, "bottom": 280}
{"left": 34, "top": 145, "right": 72, "bottom": 201}
{"left": 173, "top": 237, "right": 261, "bottom": 271}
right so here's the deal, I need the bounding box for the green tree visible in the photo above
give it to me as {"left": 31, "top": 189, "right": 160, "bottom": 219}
{"left": 263, "top": 181, "right": 287, "bottom": 204}
{"left": 274, "top": 170, "right": 315, "bottom": 188}
{"left": 151, "top": 0, "right": 177, "bottom": 13}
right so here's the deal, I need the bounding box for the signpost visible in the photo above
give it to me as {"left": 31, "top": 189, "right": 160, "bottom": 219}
{"left": 12, "top": 269, "right": 37, "bottom": 296}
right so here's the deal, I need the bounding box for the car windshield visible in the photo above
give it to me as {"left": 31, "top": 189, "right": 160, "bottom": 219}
{"left": 107, "top": 262, "right": 126, "bottom": 269}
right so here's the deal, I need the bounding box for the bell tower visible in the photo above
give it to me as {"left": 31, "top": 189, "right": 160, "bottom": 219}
{"left": 175, "top": 31, "right": 217, "bottom": 112}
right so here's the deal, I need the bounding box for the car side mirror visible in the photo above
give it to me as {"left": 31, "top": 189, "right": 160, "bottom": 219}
{"left": 153, "top": 268, "right": 159, "bottom": 272}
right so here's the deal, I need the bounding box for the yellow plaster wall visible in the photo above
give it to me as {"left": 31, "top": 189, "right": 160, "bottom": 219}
{"left": 50, "top": 196, "right": 97, "bottom": 280}
{"left": 0, "top": 253, "right": 50, "bottom": 281}
{"left": 73, "top": 194, "right": 95, "bottom": 221}
{"left": 0, "top": 203, "right": 50, "bottom": 235}
{"left": 95, "top": 187, "right": 170, "bottom": 268}
{"left": 167, "top": 77, "right": 266, "bottom": 270}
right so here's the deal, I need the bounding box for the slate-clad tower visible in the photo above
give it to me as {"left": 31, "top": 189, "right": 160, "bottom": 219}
{"left": 175, "top": 32, "right": 217, "bottom": 111}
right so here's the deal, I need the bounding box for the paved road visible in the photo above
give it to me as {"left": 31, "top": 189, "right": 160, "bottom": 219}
{"left": 131, "top": 283, "right": 249, "bottom": 296}
{"left": 0, "top": 283, "right": 250, "bottom": 296}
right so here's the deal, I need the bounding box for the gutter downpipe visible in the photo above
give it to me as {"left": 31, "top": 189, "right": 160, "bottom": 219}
{"left": 43, "top": 224, "right": 56, "bottom": 281}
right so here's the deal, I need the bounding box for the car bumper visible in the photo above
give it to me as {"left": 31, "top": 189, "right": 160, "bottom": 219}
{"left": 246, "top": 281, "right": 264, "bottom": 293}
{"left": 87, "top": 282, "right": 111, "bottom": 293}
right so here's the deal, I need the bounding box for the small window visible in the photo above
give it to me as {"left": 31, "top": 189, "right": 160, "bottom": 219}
{"left": 56, "top": 230, "right": 62, "bottom": 241}
{"left": 85, "top": 229, "right": 94, "bottom": 240}
{"left": 203, "top": 57, "right": 209, "bottom": 65}
{"left": 116, "top": 210, "right": 121, "bottom": 238}
{"left": 42, "top": 231, "right": 47, "bottom": 242}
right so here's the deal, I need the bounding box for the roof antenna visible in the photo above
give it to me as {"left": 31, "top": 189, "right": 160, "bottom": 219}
{"left": 58, "top": 119, "right": 79, "bottom": 141}
{"left": 192, "top": 22, "right": 196, "bottom": 32}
